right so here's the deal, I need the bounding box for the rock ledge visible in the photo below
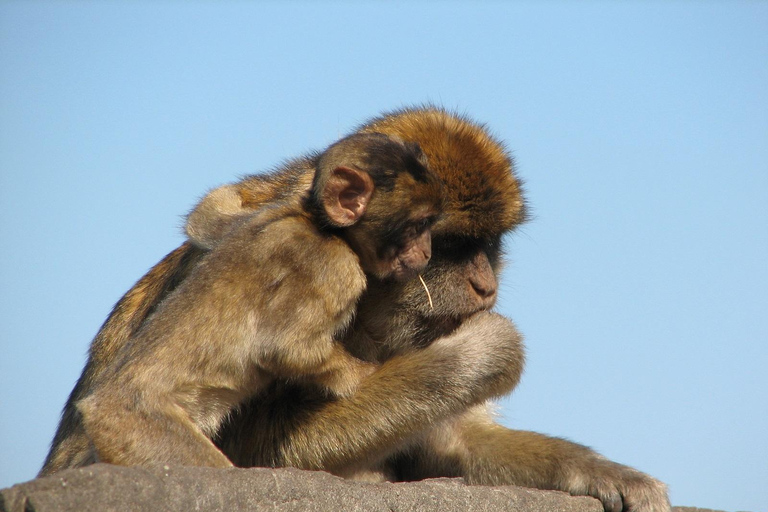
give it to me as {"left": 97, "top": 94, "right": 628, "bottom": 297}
{"left": 0, "top": 464, "right": 724, "bottom": 512}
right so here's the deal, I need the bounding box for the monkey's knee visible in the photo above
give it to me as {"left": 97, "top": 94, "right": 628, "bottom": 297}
{"left": 75, "top": 393, "right": 137, "bottom": 453}
{"left": 74, "top": 395, "right": 97, "bottom": 427}
{"left": 75, "top": 395, "right": 111, "bottom": 443}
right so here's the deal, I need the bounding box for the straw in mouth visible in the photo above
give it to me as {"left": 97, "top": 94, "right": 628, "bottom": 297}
{"left": 418, "top": 274, "right": 434, "bottom": 310}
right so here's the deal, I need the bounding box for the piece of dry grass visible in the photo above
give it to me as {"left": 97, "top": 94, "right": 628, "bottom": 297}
{"left": 418, "top": 274, "right": 434, "bottom": 310}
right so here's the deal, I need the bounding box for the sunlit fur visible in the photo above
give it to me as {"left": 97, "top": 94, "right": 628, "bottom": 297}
{"left": 70, "top": 133, "right": 443, "bottom": 469}
{"left": 360, "top": 107, "right": 526, "bottom": 239}
{"left": 40, "top": 106, "right": 669, "bottom": 512}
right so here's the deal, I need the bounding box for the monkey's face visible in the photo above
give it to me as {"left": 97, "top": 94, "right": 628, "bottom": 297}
{"left": 353, "top": 229, "right": 504, "bottom": 354}
{"left": 370, "top": 232, "right": 433, "bottom": 283}
{"left": 423, "top": 232, "right": 502, "bottom": 315}
{"left": 386, "top": 226, "right": 432, "bottom": 282}
{"left": 345, "top": 211, "right": 438, "bottom": 283}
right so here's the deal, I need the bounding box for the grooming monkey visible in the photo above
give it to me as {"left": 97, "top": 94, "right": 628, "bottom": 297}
{"left": 76, "top": 133, "right": 443, "bottom": 468}
{"left": 42, "top": 107, "right": 670, "bottom": 512}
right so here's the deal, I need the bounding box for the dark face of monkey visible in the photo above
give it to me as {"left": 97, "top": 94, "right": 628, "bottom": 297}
{"left": 311, "top": 133, "right": 444, "bottom": 283}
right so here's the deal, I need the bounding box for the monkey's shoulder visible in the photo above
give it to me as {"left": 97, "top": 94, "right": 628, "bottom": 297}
{"left": 253, "top": 214, "right": 365, "bottom": 291}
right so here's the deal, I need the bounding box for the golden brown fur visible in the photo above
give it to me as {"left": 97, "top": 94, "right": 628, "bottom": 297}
{"left": 73, "top": 133, "right": 442, "bottom": 469}
{"left": 40, "top": 242, "right": 207, "bottom": 473}
{"left": 40, "top": 106, "right": 669, "bottom": 512}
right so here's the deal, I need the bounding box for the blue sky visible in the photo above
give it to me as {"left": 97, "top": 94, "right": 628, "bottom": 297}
{"left": 1, "top": 2, "right": 766, "bottom": 511}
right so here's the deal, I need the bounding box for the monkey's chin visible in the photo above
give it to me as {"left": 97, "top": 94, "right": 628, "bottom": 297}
{"left": 421, "top": 305, "right": 490, "bottom": 333}
{"left": 391, "top": 268, "right": 420, "bottom": 282}
{"left": 434, "top": 315, "right": 464, "bottom": 334}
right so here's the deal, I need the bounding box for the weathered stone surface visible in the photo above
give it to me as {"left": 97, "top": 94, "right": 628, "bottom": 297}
{"left": 673, "top": 509, "right": 731, "bottom": 512}
{"left": 1, "top": 464, "right": 602, "bottom": 512}
{"left": 0, "top": 465, "right": 731, "bottom": 512}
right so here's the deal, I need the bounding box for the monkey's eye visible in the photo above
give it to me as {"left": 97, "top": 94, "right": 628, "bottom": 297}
{"left": 393, "top": 216, "right": 436, "bottom": 249}
{"left": 413, "top": 215, "right": 437, "bottom": 234}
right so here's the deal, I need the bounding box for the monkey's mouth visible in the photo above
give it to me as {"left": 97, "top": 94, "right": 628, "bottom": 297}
{"left": 391, "top": 265, "right": 420, "bottom": 282}
{"left": 389, "top": 254, "right": 428, "bottom": 282}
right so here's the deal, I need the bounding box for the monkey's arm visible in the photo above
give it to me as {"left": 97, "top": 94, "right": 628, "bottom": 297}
{"left": 394, "top": 409, "right": 670, "bottom": 512}
{"left": 229, "top": 213, "right": 374, "bottom": 397}
{"left": 219, "top": 312, "right": 523, "bottom": 474}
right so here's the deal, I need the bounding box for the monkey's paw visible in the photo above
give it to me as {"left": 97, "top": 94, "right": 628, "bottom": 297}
{"left": 566, "top": 458, "right": 670, "bottom": 512}
{"left": 434, "top": 311, "right": 525, "bottom": 398}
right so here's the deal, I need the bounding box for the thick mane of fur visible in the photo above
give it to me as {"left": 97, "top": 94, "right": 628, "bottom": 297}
{"left": 359, "top": 106, "right": 526, "bottom": 239}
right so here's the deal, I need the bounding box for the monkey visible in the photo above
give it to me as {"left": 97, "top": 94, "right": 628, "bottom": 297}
{"left": 40, "top": 107, "right": 670, "bottom": 512}
{"left": 74, "top": 133, "right": 444, "bottom": 468}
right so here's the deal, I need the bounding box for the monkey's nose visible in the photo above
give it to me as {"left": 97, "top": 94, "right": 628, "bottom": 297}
{"left": 469, "top": 277, "right": 496, "bottom": 299}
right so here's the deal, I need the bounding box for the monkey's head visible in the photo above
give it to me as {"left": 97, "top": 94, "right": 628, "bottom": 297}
{"left": 311, "top": 132, "right": 445, "bottom": 282}
{"left": 355, "top": 107, "right": 527, "bottom": 343}
{"left": 185, "top": 106, "right": 525, "bottom": 349}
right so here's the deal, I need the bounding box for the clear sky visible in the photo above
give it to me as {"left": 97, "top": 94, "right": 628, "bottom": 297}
{"left": 1, "top": 2, "right": 766, "bottom": 511}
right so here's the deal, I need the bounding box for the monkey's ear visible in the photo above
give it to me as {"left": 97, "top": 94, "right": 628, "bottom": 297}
{"left": 323, "top": 166, "right": 374, "bottom": 227}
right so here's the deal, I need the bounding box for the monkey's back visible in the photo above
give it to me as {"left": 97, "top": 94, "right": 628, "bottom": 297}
{"left": 225, "top": 212, "right": 367, "bottom": 362}
{"left": 75, "top": 209, "right": 368, "bottom": 457}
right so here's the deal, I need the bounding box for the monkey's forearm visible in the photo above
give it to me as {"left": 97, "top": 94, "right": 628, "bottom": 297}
{"left": 399, "top": 413, "right": 670, "bottom": 512}
{"left": 462, "top": 426, "right": 669, "bottom": 512}
{"left": 268, "top": 312, "right": 523, "bottom": 472}
{"left": 461, "top": 424, "right": 616, "bottom": 488}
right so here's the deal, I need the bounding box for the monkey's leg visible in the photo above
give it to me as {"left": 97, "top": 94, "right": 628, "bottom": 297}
{"left": 39, "top": 243, "right": 205, "bottom": 476}
{"left": 395, "top": 407, "right": 670, "bottom": 512}
{"left": 77, "top": 393, "right": 233, "bottom": 468}
{"left": 37, "top": 421, "right": 96, "bottom": 476}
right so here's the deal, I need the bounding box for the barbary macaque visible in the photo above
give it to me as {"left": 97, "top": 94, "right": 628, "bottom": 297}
{"left": 41, "top": 107, "right": 670, "bottom": 512}
{"left": 75, "top": 133, "right": 444, "bottom": 468}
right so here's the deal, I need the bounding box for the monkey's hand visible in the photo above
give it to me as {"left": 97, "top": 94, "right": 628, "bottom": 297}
{"left": 467, "top": 427, "right": 670, "bottom": 512}
{"left": 430, "top": 311, "right": 525, "bottom": 402}
{"left": 315, "top": 351, "right": 378, "bottom": 399}
{"left": 560, "top": 451, "right": 670, "bottom": 512}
